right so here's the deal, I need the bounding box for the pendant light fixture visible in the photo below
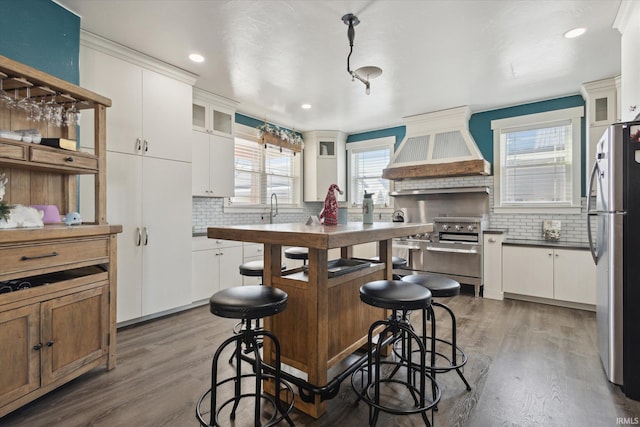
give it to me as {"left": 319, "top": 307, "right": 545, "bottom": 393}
{"left": 342, "top": 13, "right": 382, "bottom": 95}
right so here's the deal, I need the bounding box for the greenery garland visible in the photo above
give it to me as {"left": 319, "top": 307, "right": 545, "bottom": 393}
{"left": 257, "top": 123, "right": 304, "bottom": 148}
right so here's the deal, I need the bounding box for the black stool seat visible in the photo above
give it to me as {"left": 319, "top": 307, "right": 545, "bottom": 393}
{"left": 369, "top": 256, "right": 407, "bottom": 269}
{"left": 198, "top": 285, "right": 294, "bottom": 426}
{"left": 360, "top": 280, "right": 432, "bottom": 311}
{"left": 401, "top": 274, "right": 460, "bottom": 297}
{"left": 238, "top": 260, "right": 286, "bottom": 277}
{"left": 284, "top": 247, "right": 308, "bottom": 260}
{"left": 209, "top": 285, "right": 288, "bottom": 319}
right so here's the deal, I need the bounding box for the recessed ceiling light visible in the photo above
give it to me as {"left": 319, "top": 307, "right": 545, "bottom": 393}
{"left": 301, "top": 104, "right": 312, "bottom": 109}
{"left": 189, "top": 53, "right": 205, "bottom": 63}
{"left": 564, "top": 27, "right": 586, "bottom": 39}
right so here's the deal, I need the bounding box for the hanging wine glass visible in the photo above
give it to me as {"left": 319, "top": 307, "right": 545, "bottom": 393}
{"left": 64, "top": 102, "right": 77, "bottom": 127}
{"left": 0, "top": 79, "right": 12, "bottom": 107}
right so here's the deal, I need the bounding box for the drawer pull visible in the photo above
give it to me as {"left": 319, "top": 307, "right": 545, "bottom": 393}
{"left": 21, "top": 251, "right": 59, "bottom": 261}
{"left": 65, "top": 156, "right": 74, "bottom": 162}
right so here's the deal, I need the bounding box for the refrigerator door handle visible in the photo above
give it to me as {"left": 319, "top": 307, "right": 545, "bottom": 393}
{"left": 587, "top": 161, "right": 599, "bottom": 264}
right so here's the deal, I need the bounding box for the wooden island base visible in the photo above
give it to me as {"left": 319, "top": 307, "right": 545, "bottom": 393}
{"left": 208, "top": 222, "right": 433, "bottom": 418}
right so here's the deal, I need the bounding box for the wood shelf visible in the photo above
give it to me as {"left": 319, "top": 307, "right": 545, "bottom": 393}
{"left": 382, "top": 159, "right": 491, "bottom": 180}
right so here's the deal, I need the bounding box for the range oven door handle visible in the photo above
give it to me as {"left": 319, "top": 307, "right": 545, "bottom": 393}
{"left": 425, "top": 245, "right": 478, "bottom": 254}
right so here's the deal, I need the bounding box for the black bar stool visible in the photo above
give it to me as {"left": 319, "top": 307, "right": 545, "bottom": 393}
{"left": 352, "top": 279, "right": 440, "bottom": 427}
{"left": 401, "top": 274, "right": 471, "bottom": 392}
{"left": 196, "top": 285, "right": 294, "bottom": 427}
{"left": 239, "top": 260, "right": 286, "bottom": 279}
{"left": 369, "top": 256, "right": 407, "bottom": 280}
{"left": 284, "top": 247, "right": 308, "bottom": 266}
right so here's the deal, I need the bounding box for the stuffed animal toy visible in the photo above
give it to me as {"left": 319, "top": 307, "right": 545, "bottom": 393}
{"left": 319, "top": 184, "right": 343, "bottom": 226}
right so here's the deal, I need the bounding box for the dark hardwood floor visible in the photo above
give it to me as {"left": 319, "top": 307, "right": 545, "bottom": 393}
{"left": 3, "top": 295, "right": 640, "bottom": 426}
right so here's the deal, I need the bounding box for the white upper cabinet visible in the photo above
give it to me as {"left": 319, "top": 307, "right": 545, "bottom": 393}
{"left": 79, "top": 32, "right": 195, "bottom": 162}
{"left": 192, "top": 131, "right": 235, "bottom": 197}
{"left": 192, "top": 88, "right": 237, "bottom": 137}
{"left": 581, "top": 78, "right": 618, "bottom": 127}
{"left": 303, "top": 130, "right": 347, "bottom": 202}
{"left": 615, "top": 1, "right": 640, "bottom": 121}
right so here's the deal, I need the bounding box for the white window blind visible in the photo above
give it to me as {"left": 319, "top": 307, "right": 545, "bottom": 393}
{"left": 348, "top": 140, "right": 393, "bottom": 207}
{"left": 232, "top": 136, "right": 298, "bottom": 205}
{"left": 500, "top": 121, "right": 573, "bottom": 204}
{"left": 491, "top": 106, "right": 583, "bottom": 212}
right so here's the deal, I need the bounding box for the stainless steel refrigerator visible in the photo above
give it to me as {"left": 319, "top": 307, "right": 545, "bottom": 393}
{"left": 587, "top": 120, "right": 640, "bottom": 400}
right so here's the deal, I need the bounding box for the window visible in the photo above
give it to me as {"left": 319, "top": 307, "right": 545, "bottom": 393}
{"left": 230, "top": 125, "right": 300, "bottom": 207}
{"left": 492, "top": 106, "right": 583, "bottom": 213}
{"left": 347, "top": 137, "right": 394, "bottom": 207}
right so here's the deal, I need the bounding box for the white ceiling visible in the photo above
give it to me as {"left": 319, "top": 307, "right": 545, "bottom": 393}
{"left": 56, "top": 0, "right": 622, "bottom": 134}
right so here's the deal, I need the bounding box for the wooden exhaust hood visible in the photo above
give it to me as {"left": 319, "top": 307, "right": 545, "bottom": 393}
{"left": 382, "top": 106, "right": 491, "bottom": 180}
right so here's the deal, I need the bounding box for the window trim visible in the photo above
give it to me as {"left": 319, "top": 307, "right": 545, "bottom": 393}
{"left": 346, "top": 136, "right": 395, "bottom": 211}
{"left": 491, "top": 106, "right": 583, "bottom": 214}
{"left": 225, "top": 123, "right": 302, "bottom": 213}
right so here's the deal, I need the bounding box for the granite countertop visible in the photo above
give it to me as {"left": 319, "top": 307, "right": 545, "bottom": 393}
{"left": 503, "top": 238, "right": 590, "bottom": 250}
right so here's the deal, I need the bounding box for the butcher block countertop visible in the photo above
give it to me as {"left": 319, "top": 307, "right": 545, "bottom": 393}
{"left": 207, "top": 221, "right": 433, "bottom": 249}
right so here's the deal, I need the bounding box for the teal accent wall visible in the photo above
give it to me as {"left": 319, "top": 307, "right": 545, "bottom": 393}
{"left": 347, "top": 126, "right": 406, "bottom": 150}
{"left": 469, "top": 95, "right": 586, "bottom": 195}
{"left": 0, "top": 0, "right": 80, "bottom": 84}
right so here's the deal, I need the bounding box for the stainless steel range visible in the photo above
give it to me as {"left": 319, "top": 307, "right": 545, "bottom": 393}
{"left": 391, "top": 187, "right": 490, "bottom": 297}
{"left": 396, "top": 216, "right": 485, "bottom": 296}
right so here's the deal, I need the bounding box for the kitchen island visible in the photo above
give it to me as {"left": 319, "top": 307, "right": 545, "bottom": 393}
{"left": 207, "top": 221, "right": 432, "bottom": 418}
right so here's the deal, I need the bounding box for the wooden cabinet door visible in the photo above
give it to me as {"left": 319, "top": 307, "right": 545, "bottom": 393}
{"left": 0, "top": 304, "right": 40, "bottom": 407}
{"left": 502, "top": 246, "right": 554, "bottom": 298}
{"left": 210, "top": 134, "right": 234, "bottom": 197}
{"left": 553, "top": 249, "right": 597, "bottom": 305}
{"left": 40, "top": 286, "right": 108, "bottom": 386}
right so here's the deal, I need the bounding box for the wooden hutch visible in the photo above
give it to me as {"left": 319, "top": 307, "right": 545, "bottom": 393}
{"left": 0, "top": 55, "right": 121, "bottom": 417}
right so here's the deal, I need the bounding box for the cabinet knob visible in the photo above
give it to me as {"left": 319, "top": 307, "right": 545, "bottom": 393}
{"left": 33, "top": 343, "right": 42, "bottom": 351}
{"left": 548, "top": 253, "right": 553, "bottom": 257}
{"left": 488, "top": 238, "right": 496, "bottom": 243}
{"left": 46, "top": 341, "right": 54, "bottom": 347}
{"left": 630, "top": 105, "right": 637, "bottom": 112}
{"left": 65, "top": 156, "right": 74, "bottom": 162}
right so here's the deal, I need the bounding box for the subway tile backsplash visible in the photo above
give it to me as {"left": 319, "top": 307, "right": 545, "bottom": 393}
{"left": 193, "top": 175, "right": 591, "bottom": 243}
{"left": 393, "top": 175, "right": 590, "bottom": 243}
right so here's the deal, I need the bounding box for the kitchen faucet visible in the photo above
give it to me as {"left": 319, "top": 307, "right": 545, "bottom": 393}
{"left": 270, "top": 192, "right": 278, "bottom": 224}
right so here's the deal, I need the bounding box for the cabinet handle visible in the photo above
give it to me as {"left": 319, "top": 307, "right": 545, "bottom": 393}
{"left": 136, "top": 138, "right": 142, "bottom": 152}
{"left": 21, "top": 252, "right": 58, "bottom": 261}
{"left": 548, "top": 253, "right": 553, "bottom": 257}
{"left": 143, "top": 139, "right": 149, "bottom": 152}
{"left": 136, "top": 227, "right": 142, "bottom": 246}
{"left": 33, "top": 343, "right": 42, "bottom": 351}
{"left": 143, "top": 227, "right": 149, "bottom": 246}
{"left": 555, "top": 253, "right": 559, "bottom": 257}
{"left": 219, "top": 252, "right": 224, "bottom": 256}
{"left": 46, "top": 341, "right": 54, "bottom": 347}
{"left": 65, "top": 156, "right": 74, "bottom": 162}
{"left": 630, "top": 105, "right": 637, "bottom": 112}
{"left": 488, "top": 238, "right": 496, "bottom": 243}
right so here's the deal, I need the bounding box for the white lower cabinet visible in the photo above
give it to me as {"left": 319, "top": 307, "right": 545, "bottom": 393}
{"left": 502, "top": 245, "right": 596, "bottom": 305}
{"left": 482, "top": 233, "right": 504, "bottom": 300}
{"left": 243, "top": 243, "right": 264, "bottom": 286}
{"left": 192, "top": 238, "right": 243, "bottom": 301}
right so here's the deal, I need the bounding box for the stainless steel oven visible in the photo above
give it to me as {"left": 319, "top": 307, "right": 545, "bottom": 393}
{"left": 397, "top": 216, "right": 485, "bottom": 296}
